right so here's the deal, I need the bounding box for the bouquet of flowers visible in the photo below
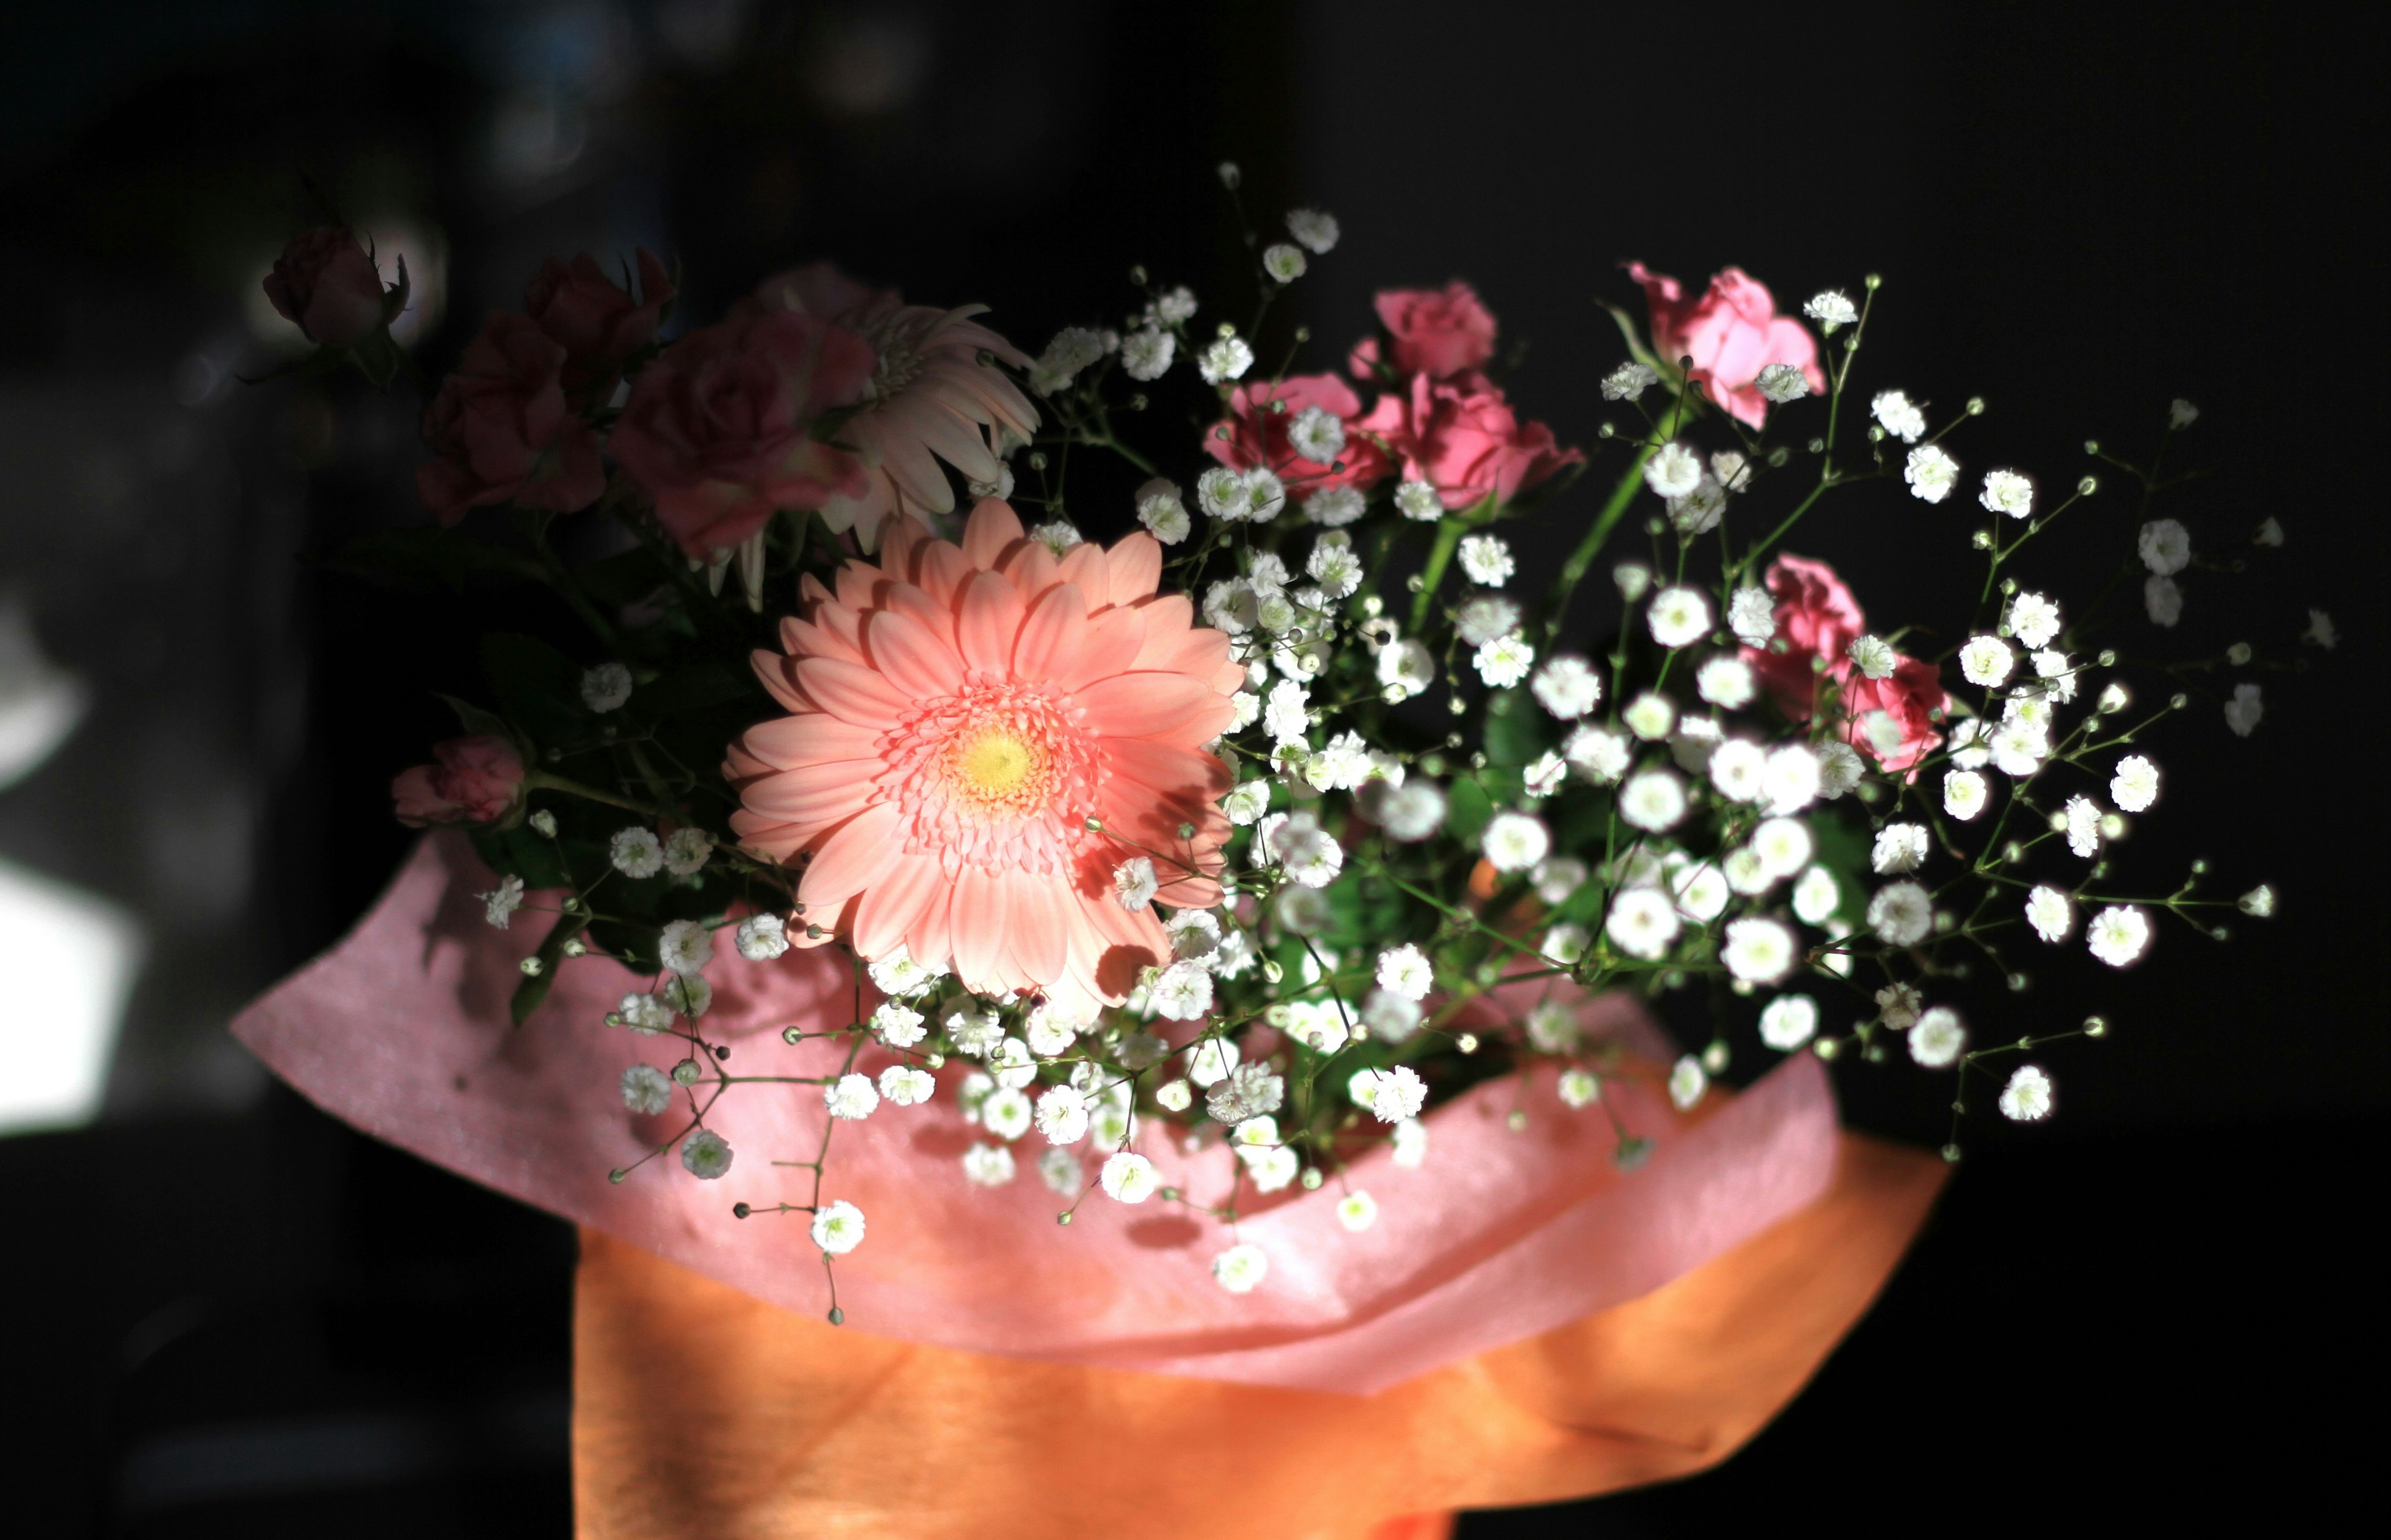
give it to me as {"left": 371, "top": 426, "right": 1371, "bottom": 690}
{"left": 239, "top": 172, "right": 2322, "bottom": 1406}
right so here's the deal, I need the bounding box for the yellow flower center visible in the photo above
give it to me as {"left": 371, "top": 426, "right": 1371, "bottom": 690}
{"left": 951, "top": 727, "right": 1044, "bottom": 808}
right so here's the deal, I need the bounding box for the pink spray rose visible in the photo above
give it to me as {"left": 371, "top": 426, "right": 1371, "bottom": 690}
{"left": 1357, "top": 282, "right": 1500, "bottom": 380}
{"left": 262, "top": 227, "right": 389, "bottom": 347}
{"left": 1745, "top": 555, "right": 1869, "bottom": 718}
{"left": 1740, "top": 555, "right": 1945, "bottom": 772}
{"left": 524, "top": 248, "right": 676, "bottom": 408}
{"left": 1625, "top": 263, "right": 1825, "bottom": 429}
{"left": 415, "top": 312, "right": 607, "bottom": 524}
{"left": 391, "top": 736, "right": 526, "bottom": 827}
{"left": 1356, "top": 374, "right": 1582, "bottom": 511}
{"left": 1204, "top": 373, "right": 1390, "bottom": 491}
{"left": 609, "top": 311, "right": 876, "bottom": 558}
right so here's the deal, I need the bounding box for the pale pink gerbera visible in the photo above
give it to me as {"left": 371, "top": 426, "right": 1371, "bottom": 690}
{"left": 750, "top": 264, "right": 1040, "bottom": 551}
{"left": 728, "top": 499, "right": 1243, "bottom": 1019}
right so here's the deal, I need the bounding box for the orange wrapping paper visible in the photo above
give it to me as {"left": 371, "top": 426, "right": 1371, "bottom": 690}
{"left": 573, "top": 1130, "right": 1944, "bottom": 1539}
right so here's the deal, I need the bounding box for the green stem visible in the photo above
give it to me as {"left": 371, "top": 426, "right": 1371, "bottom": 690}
{"left": 1408, "top": 517, "right": 1466, "bottom": 633}
{"left": 525, "top": 770, "right": 663, "bottom": 819}
{"left": 1543, "top": 446, "right": 1654, "bottom": 642}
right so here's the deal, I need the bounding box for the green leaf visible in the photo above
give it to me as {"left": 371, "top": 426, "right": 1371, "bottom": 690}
{"left": 436, "top": 693, "right": 514, "bottom": 743}
{"left": 1445, "top": 776, "right": 1493, "bottom": 845}
{"left": 1481, "top": 688, "right": 1547, "bottom": 767}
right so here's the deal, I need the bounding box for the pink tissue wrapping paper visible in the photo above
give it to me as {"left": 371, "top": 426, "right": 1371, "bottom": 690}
{"left": 232, "top": 833, "right": 1842, "bottom": 1396}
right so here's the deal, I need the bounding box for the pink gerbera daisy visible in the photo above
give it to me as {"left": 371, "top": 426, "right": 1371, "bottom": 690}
{"left": 750, "top": 264, "right": 1040, "bottom": 551}
{"left": 728, "top": 499, "right": 1243, "bottom": 1020}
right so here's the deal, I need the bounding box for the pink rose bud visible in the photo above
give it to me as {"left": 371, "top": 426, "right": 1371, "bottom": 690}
{"left": 390, "top": 735, "right": 526, "bottom": 828}
{"left": 415, "top": 312, "right": 607, "bottom": 524}
{"left": 1369, "top": 282, "right": 1499, "bottom": 381}
{"left": 1624, "top": 263, "right": 1826, "bottom": 429}
{"left": 610, "top": 310, "right": 877, "bottom": 558}
{"left": 1743, "top": 555, "right": 1870, "bottom": 719}
{"left": 524, "top": 248, "right": 676, "bottom": 408}
{"left": 1352, "top": 373, "right": 1583, "bottom": 512}
{"left": 262, "top": 227, "right": 389, "bottom": 347}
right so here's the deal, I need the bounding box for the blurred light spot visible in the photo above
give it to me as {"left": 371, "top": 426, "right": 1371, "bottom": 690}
{"left": 0, "top": 598, "right": 87, "bottom": 793}
{"left": 493, "top": 90, "right": 588, "bottom": 185}
{"left": 0, "top": 858, "right": 143, "bottom": 1135}
{"left": 810, "top": 14, "right": 931, "bottom": 116}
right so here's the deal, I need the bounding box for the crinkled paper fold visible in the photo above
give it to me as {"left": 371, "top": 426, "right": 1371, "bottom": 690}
{"left": 234, "top": 834, "right": 1938, "bottom": 1397}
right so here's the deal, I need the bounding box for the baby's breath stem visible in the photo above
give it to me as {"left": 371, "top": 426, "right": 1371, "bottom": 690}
{"left": 1544, "top": 447, "right": 1653, "bottom": 642}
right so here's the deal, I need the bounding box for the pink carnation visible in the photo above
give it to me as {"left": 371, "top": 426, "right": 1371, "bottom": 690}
{"left": 1204, "top": 373, "right": 1390, "bottom": 492}
{"left": 262, "top": 227, "right": 388, "bottom": 347}
{"left": 391, "top": 735, "right": 525, "bottom": 827}
{"left": 1625, "top": 263, "right": 1825, "bottom": 429}
{"left": 1359, "top": 282, "right": 1499, "bottom": 380}
{"left": 415, "top": 312, "right": 606, "bottom": 525}
{"left": 610, "top": 311, "right": 876, "bottom": 558}
{"left": 1356, "top": 374, "right": 1582, "bottom": 512}
{"left": 729, "top": 499, "right": 1243, "bottom": 1021}
{"left": 1838, "top": 657, "right": 1946, "bottom": 774}
{"left": 524, "top": 248, "right": 675, "bottom": 408}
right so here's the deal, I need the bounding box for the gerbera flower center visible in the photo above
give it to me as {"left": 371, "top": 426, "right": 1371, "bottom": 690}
{"left": 880, "top": 682, "right": 1103, "bottom": 877}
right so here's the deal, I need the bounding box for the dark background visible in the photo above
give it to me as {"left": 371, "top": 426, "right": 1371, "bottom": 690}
{"left": 1, "top": 2, "right": 2379, "bottom": 1534}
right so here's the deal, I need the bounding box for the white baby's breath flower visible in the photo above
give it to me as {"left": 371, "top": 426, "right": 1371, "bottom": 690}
{"left": 824, "top": 1071, "right": 879, "bottom": 1121}
{"left": 1959, "top": 636, "right": 2016, "bottom": 690}
{"left": 2138, "top": 518, "right": 2192, "bottom": 576}
{"left": 1728, "top": 585, "right": 1776, "bottom": 646}
{"left": 1644, "top": 441, "right": 1704, "bottom": 499}
{"left": 1602, "top": 361, "right": 1659, "bottom": 400}
{"left": 2024, "top": 885, "right": 2073, "bottom": 943}
{"left": 1671, "top": 714, "right": 1724, "bottom": 771}
{"left": 610, "top": 827, "right": 664, "bottom": 878}
{"left": 1135, "top": 478, "right": 1191, "bottom": 543}
{"left": 1980, "top": 470, "right": 2034, "bottom": 520}
{"left": 1377, "top": 639, "right": 1436, "bottom": 702}
{"left": 1287, "top": 405, "right": 1344, "bottom": 465}
{"left": 1034, "top": 1085, "right": 1091, "bottom": 1145}
{"left": 1668, "top": 477, "right": 1727, "bottom": 535}
{"left": 1722, "top": 917, "right": 1796, "bottom": 984}
{"left": 1815, "top": 740, "right": 1865, "bottom": 799}
{"left": 1532, "top": 654, "right": 1603, "bottom": 719}
{"left": 1751, "top": 817, "right": 1814, "bottom": 880}
{"left": 1872, "top": 390, "right": 1926, "bottom": 443}
{"left": 1455, "top": 596, "right": 1521, "bottom": 647}
{"left": 1722, "top": 846, "right": 1774, "bottom": 897}
{"left": 1669, "top": 1055, "right": 1708, "bottom": 1110}
{"left": 1564, "top": 724, "right": 1632, "bottom": 784}
{"left": 480, "top": 875, "right": 524, "bottom": 930}
{"left": 878, "top": 1064, "right": 935, "bottom": 1107}
{"left": 1759, "top": 994, "right": 1819, "bottom": 1050}
{"left": 2238, "top": 885, "right": 2275, "bottom": 918}
{"left": 1620, "top": 769, "right": 1688, "bottom": 832}
{"left": 2303, "top": 609, "right": 2338, "bottom": 650}
{"left": 1458, "top": 533, "right": 1514, "bottom": 586}
{"left": 616, "top": 992, "right": 673, "bottom": 1035}
{"left": 1121, "top": 327, "right": 1175, "bottom": 382}
{"left": 1196, "top": 466, "right": 1247, "bottom": 524}
{"left": 810, "top": 1199, "right": 865, "bottom": 1254}
{"left": 620, "top": 1063, "right": 673, "bottom": 1115}
{"left": 2006, "top": 591, "right": 2062, "bottom": 649}
{"left": 1876, "top": 983, "right": 1924, "bottom": 1031}
{"left": 2087, "top": 904, "right": 2152, "bottom": 966}
{"left": 1909, "top": 1007, "right": 1964, "bottom": 1067}
{"left": 1804, "top": 290, "right": 1858, "bottom": 329}
{"left": 1669, "top": 861, "right": 1730, "bottom": 923}
{"left": 963, "top": 1143, "right": 1016, "bottom": 1186}
{"left": 1262, "top": 242, "right": 1308, "bottom": 283}
{"left": 1377, "top": 781, "right": 1447, "bottom": 841}
{"left": 1872, "top": 822, "right": 1929, "bottom": 875}
{"left": 1943, "top": 769, "right": 1990, "bottom": 822}
{"left": 1349, "top": 1064, "right": 1427, "bottom": 1122}
{"left": 1278, "top": 821, "right": 1345, "bottom": 888}
{"left": 1990, "top": 717, "right": 2049, "bottom": 777}
{"left": 1394, "top": 479, "right": 1443, "bottom": 522}
{"left": 1999, "top": 1064, "right": 2054, "bottom": 1122}
{"left": 2224, "top": 683, "right": 2263, "bottom": 738}
{"left": 1613, "top": 563, "right": 1653, "bottom": 602}
{"left": 1712, "top": 449, "right": 1750, "bottom": 491}
{"left": 1869, "top": 881, "right": 1932, "bottom": 946}
{"left": 980, "top": 1087, "right": 1033, "bottom": 1140}
{"left": 1756, "top": 362, "right": 1810, "bottom": 403}
{"left": 1522, "top": 750, "right": 1566, "bottom": 801}
{"left": 1212, "top": 1242, "right": 1270, "bottom": 1294}
{"left": 1482, "top": 811, "right": 1550, "bottom": 873}
{"left": 658, "top": 918, "right": 713, "bottom": 976}
{"left": 1709, "top": 738, "right": 1768, "bottom": 802}
{"left": 681, "top": 1129, "right": 733, "bottom": 1180}
{"left": 1336, "top": 1190, "right": 1379, "bottom": 1232}
{"left": 2063, "top": 794, "right": 2102, "bottom": 858}
{"left": 870, "top": 1000, "right": 927, "bottom": 1048}
{"left": 1763, "top": 744, "right": 1822, "bottom": 814}
{"left": 1113, "top": 857, "right": 1159, "bottom": 911}
{"left": 1697, "top": 655, "right": 1757, "bottom": 710}
{"left": 731, "top": 913, "right": 788, "bottom": 961}
{"left": 1623, "top": 692, "right": 1676, "bottom": 741}
{"left": 1905, "top": 443, "right": 1961, "bottom": 503}
{"left": 1540, "top": 921, "right": 1590, "bottom": 966}
{"left": 1363, "top": 988, "right": 1422, "bottom": 1044}
{"left": 1792, "top": 866, "right": 1842, "bottom": 926}
{"left": 1558, "top": 1068, "right": 1601, "bottom": 1108}
{"left": 1263, "top": 677, "right": 1310, "bottom": 744}
{"left": 1647, "top": 587, "right": 1712, "bottom": 649}
{"left": 1475, "top": 634, "right": 1535, "bottom": 688}
{"left": 1028, "top": 520, "right": 1083, "bottom": 556}
{"left": 1148, "top": 960, "right": 1215, "bottom": 1020}
{"left": 1532, "top": 858, "right": 1588, "bottom": 908}
{"left": 1296, "top": 484, "right": 1363, "bottom": 528}
{"left": 1286, "top": 207, "right": 1340, "bottom": 253}
{"left": 1033, "top": 1146, "right": 1082, "bottom": 1196}
{"left": 1198, "top": 333, "right": 1255, "bottom": 385}
{"left": 581, "top": 662, "right": 633, "bottom": 713}
{"left": 1376, "top": 944, "right": 1433, "bottom": 1002}
{"left": 2144, "top": 574, "right": 2183, "bottom": 627}
{"left": 1524, "top": 999, "right": 1578, "bottom": 1053}
{"left": 2110, "top": 754, "right": 2159, "bottom": 812}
